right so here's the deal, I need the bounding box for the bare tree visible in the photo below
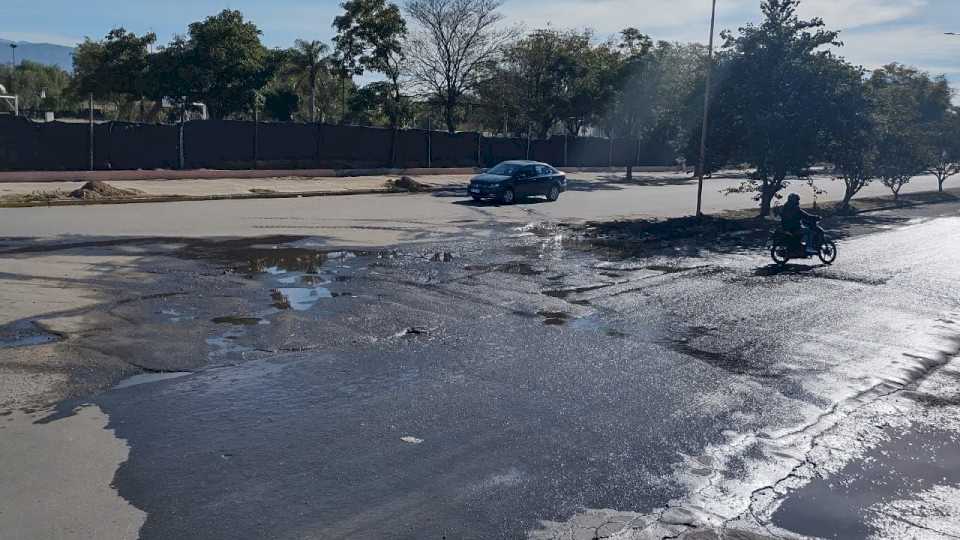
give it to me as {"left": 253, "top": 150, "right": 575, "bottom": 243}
{"left": 404, "top": 0, "right": 518, "bottom": 133}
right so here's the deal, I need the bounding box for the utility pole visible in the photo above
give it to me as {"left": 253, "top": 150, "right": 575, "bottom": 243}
{"left": 88, "top": 93, "right": 95, "bottom": 171}
{"left": 696, "top": 0, "right": 718, "bottom": 217}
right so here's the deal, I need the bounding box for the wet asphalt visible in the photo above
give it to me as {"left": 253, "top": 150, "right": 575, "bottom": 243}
{"left": 7, "top": 199, "right": 960, "bottom": 539}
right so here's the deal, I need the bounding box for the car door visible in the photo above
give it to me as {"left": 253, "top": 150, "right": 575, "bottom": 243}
{"left": 535, "top": 165, "right": 554, "bottom": 195}
{"left": 516, "top": 165, "right": 539, "bottom": 196}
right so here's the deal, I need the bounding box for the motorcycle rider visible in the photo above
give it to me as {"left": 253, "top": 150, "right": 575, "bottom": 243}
{"left": 781, "top": 193, "right": 819, "bottom": 255}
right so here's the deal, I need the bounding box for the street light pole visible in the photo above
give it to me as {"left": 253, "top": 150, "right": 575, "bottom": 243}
{"left": 9, "top": 43, "right": 17, "bottom": 67}
{"left": 696, "top": 0, "right": 718, "bottom": 217}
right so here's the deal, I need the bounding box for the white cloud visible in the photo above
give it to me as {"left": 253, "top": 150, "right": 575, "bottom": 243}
{"left": 796, "top": 0, "right": 926, "bottom": 29}
{"left": 499, "top": 0, "right": 753, "bottom": 37}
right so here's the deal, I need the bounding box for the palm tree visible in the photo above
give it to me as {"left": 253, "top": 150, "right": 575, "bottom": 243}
{"left": 286, "top": 40, "right": 329, "bottom": 122}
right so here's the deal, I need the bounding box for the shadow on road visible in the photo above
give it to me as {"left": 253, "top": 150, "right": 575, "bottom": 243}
{"left": 754, "top": 263, "right": 827, "bottom": 276}
{"left": 450, "top": 197, "right": 553, "bottom": 207}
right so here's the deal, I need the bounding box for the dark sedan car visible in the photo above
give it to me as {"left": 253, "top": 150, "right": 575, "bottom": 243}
{"left": 467, "top": 161, "right": 567, "bottom": 204}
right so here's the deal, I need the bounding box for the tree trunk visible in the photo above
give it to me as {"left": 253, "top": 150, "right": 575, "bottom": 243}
{"left": 938, "top": 173, "right": 945, "bottom": 193}
{"left": 841, "top": 186, "right": 855, "bottom": 212}
{"left": 340, "top": 77, "right": 347, "bottom": 124}
{"left": 758, "top": 179, "right": 776, "bottom": 218}
{"left": 310, "top": 82, "right": 317, "bottom": 123}
{"left": 759, "top": 191, "right": 773, "bottom": 218}
{"left": 444, "top": 97, "right": 456, "bottom": 134}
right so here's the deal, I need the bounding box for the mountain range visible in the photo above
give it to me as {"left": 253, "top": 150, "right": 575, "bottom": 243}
{"left": 0, "top": 39, "right": 75, "bottom": 71}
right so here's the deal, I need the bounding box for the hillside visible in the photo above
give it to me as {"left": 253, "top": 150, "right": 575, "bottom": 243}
{"left": 0, "top": 39, "right": 74, "bottom": 71}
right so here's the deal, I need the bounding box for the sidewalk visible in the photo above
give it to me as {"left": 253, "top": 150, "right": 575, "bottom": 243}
{"left": 0, "top": 173, "right": 476, "bottom": 207}
{"left": 0, "top": 170, "right": 670, "bottom": 207}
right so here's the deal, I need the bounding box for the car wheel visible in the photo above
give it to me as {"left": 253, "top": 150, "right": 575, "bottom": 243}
{"left": 500, "top": 188, "right": 516, "bottom": 205}
{"left": 547, "top": 184, "right": 560, "bottom": 202}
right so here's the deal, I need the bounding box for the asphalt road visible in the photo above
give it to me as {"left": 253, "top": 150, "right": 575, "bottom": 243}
{"left": 0, "top": 173, "right": 945, "bottom": 244}
{"left": 1, "top": 188, "right": 959, "bottom": 539}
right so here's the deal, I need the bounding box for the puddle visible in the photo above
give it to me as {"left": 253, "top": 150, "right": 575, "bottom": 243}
{"left": 773, "top": 426, "right": 960, "bottom": 539}
{"left": 160, "top": 309, "right": 194, "bottom": 323}
{"left": 113, "top": 371, "right": 192, "bottom": 389}
{"left": 0, "top": 322, "right": 62, "bottom": 349}
{"left": 465, "top": 261, "right": 545, "bottom": 276}
{"left": 211, "top": 316, "right": 266, "bottom": 326}
{"left": 207, "top": 329, "right": 255, "bottom": 358}
{"left": 272, "top": 287, "right": 333, "bottom": 311}
{"left": 562, "top": 314, "right": 630, "bottom": 338}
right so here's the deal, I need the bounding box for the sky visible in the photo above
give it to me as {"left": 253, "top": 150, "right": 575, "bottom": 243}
{"left": 1, "top": 0, "right": 958, "bottom": 88}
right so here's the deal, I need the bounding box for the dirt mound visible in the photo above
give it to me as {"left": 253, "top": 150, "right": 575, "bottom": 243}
{"left": 69, "top": 181, "right": 144, "bottom": 200}
{"left": 386, "top": 176, "right": 430, "bottom": 193}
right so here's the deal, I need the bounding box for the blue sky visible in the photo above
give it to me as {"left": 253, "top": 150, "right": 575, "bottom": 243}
{"left": 2, "top": 0, "right": 958, "bottom": 88}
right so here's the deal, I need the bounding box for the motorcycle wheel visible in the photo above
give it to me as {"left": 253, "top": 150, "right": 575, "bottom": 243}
{"left": 771, "top": 244, "right": 790, "bottom": 266}
{"left": 818, "top": 239, "right": 838, "bottom": 265}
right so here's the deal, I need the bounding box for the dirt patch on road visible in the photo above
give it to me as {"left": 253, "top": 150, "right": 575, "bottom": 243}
{"left": 69, "top": 181, "right": 144, "bottom": 200}
{"left": 386, "top": 176, "right": 432, "bottom": 193}
{"left": 0, "top": 181, "right": 145, "bottom": 205}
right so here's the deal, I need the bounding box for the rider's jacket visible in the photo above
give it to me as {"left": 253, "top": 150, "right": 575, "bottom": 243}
{"left": 781, "top": 203, "right": 815, "bottom": 233}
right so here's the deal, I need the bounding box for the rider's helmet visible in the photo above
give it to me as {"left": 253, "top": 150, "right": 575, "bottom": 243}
{"left": 787, "top": 193, "right": 800, "bottom": 204}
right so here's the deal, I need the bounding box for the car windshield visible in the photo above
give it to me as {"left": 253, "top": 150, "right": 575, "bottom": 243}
{"left": 487, "top": 163, "right": 524, "bottom": 176}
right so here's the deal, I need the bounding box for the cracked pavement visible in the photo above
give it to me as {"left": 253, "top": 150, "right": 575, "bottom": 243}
{"left": 1, "top": 193, "right": 959, "bottom": 539}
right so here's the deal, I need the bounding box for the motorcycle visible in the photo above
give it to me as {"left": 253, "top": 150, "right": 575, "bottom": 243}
{"left": 770, "top": 216, "right": 838, "bottom": 266}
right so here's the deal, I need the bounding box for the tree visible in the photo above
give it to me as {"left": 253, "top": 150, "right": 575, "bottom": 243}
{"left": 491, "top": 28, "right": 626, "bottom": 138}
{"left": 263, "top": 88, "right": 301, "bottom": 121}
{"left": 142, "top": 36, "right": 199, "bottom": 121}
{"left": 496, "top": 29, "right": 592, "bottom": 137}
{"left": 333, "top": 0, "right": 408, "bottom": 128}
{"left": 184, "top": 10, "right": 272, "bottom": 119}
{"left": 0, "top": 61, "right": 76, "bottom": 115}
{"left": 927, "top": 108, "right": 960, "bottom": 192}
{"left": 404, "top": 0, "right": 518, "bottom": 133}
{"left": 285, "top": 40, "right": 330, "bottom": 122}
{"left": 72, "top": 28, "right": 157, "bottom": 120}
{"left": 707, "top": 0, "right": 846, "bottom": 217}
{"left": 868, "top": 64, "right": 949, "bottom": 202}
{"left": 820, "top": 64, "right": 876, "bottom": 211}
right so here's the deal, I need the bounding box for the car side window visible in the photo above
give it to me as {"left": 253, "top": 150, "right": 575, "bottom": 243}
{"left": 536, "top": 165, "right": 552, "bottom": 176}
{"left": 523, "top": 166, "right": 538, "bottom": 178}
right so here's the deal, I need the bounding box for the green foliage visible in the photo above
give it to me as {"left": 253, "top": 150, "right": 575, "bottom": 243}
{"left": 606, "top": 38, "right": 707, "bottom": 163}
{"left": 927, "top": 108, "right": 960, "bottom": 191}
{"left": 0, "top": 61, "right": 77, "bottom": 113}
{"left": 333, "top": 0, "right": 407, "bottom": 127}
{"left": 707, "top": 0, "right": 848, "bottom": 216}
{"left": 492, "top": 28, "right": 625, "bottom": 138}
{"left": 71, "top": 28, "right": 157, "bottom": 119}
{"left": 868, "top": 64, "right": 951, "bottom": 199}
{"left": 822, "top": 64, "right": 877, "bottom": 209}
{"left": 333, "top": 0, "right": 406, "bottom": 77}
{"left": 283, "top": 40, "right": 331, "bottom": 122}
{"left": 263, "top": 88, "right": 300, "bottom": 121}
{"left": 182, "top": 10, "right": 272, "bottom": 119}
{"left": 345, "top": 81, "right": 412, "bottom": 126}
